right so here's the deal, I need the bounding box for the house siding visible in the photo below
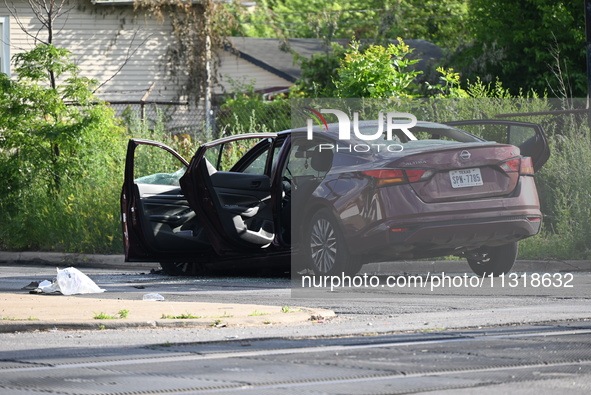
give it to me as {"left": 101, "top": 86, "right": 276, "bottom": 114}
{"left": 1, "top": 0, "right": 182, "bottom": 102}
{"left": 215, "top": 50, "right": 293, "bottom": 94}
{"left": 2, "top": 1, "right": 294, "bottom": 105}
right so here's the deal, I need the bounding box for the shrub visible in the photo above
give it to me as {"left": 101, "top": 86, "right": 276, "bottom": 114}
{"left": 0, "top": 45, "right": 126, "bottom": 252}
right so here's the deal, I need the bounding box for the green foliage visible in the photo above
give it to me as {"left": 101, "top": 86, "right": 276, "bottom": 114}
{"left": 527, "top": 116, "right": 591, "bottom": 259}
{"left": 248, "top": 310, "right": 269, "bottom": 316}
{"left": 0, "top": 45, "right": 120, "bottom": 193}
{"left": 94, "top": 310, "right": 129, "bottom": 320}
{"left": 231, "top": 0, "right": 469, "bottom": 48}
{"left": 0, "top": 44, "right": 127, "bottom": 253}
{"left": 226, "top": 0, "right": 277, "bottom": 38}
{"left": 457, "top": 0, "right": 585, "bottom": 96}
{"left": 216, "top": 80, "right": 291, "bottom": 136}
{"left": 292, "top": 42, "right": 345, "bottom": 98}
{"left": 424, "top": 67, "right": 469, "bottom": 98}
{"left": 335, "top": 39, "right": 421, "bottom": 99}
{"left": 270, "top": 0, "right": 344, "bottom": 40}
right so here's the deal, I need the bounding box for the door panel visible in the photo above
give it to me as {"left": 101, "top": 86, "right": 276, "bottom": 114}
{"left": 181, "top": 134, "right": 278, "bottom": 253}
{"left": 136, "top": 183, "right": 209, "bottom": 251}
{"left": 210, "top": 171, "right": 271, "bottom": 191}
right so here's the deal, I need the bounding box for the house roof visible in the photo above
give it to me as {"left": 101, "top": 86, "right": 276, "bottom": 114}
{"left": 227, "top": 37, "right": 443, "bottom": 83}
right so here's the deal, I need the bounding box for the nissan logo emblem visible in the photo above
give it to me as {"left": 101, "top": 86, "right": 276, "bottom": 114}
{"left": 459, "top": 150, "right": 471, "bottom": 160}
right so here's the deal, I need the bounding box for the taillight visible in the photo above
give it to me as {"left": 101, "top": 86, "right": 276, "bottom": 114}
{"left": 500, "top": 157, "right": 521, "bottom": 172}
{"left": 499, "top": 157, "right": 534, "bottom": 175}
{"left": 405, "top": 169, "right": 429, "bottom": 182}
{"left": 362, "top": 169, "right": 432, "bottom": 186}
{"left": 520, "top": 157, "right": 534, "bottom": 175}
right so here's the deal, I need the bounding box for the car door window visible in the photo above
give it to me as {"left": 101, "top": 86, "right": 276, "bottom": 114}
{"left": 134, "top": 144, "right": 187, "bottom": 186}
{"left": 242, "top": 150, "right": 268, "bottom": 174}
{"left": 181, "top": 134, "right": 279, "bottom": 252}
{"left": 206, "top": 138, "right": 266, "bottom": 172}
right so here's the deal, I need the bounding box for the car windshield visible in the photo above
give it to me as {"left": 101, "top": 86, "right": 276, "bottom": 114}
{"left": 135, "top": 167, "right": 187, "bottom": 186}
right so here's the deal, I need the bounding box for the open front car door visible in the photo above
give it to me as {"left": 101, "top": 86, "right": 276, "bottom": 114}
{"left": 180, "top": 134, "right": 279, "bottom": 255}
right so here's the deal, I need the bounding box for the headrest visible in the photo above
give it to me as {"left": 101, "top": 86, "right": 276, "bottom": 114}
{"left": 204, "top": 158, "right": 217, "bottom": 175}
{"left": 310, "top": 146, "right": 333, "bottom": 173}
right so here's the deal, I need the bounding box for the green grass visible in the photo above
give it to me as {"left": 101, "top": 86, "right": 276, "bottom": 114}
{"left": 248, "top": 310, "right": 269, "bottom": 317}
{"left": 212, "top": 312, "right": 234, "bottom": 318}
{"left": 161, "top": 313, "right": 202, "bottom": 319}
{"left": 93, "top": 310, "right": 129, "bottom": 320}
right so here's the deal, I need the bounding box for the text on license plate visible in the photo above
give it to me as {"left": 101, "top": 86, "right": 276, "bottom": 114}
{"left": 449, "top": 168, "right": 483, "bottom": 188}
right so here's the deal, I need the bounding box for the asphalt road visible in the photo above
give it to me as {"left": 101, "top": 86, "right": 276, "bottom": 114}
{"left": 0, "top": 262, "right": 590, "bottom": 394}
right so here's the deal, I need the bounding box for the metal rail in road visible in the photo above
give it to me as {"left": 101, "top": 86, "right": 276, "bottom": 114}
{"left": 1, "top": 323, "right": 590, "bottom": 394}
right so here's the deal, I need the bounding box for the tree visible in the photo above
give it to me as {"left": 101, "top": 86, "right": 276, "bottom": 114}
{"left": 0, "top": 44, "right": 126, "bottom": 252}
{"left": 334, "top": 39, "right": 421, "bottom": 98}
{"left": 456, "top": 0, "right": 585, "bottom": 97}
{"left": 0, "top": 45, "right": 123, "bottom": 193}
{"left": 136, "top": 0, "right": 237, "bottom": 106}
{"left": 291, "top": 42, "right": 346, "bottom": 97}
{"left": 228, "top": 0, "right": 469, "bottom": 48}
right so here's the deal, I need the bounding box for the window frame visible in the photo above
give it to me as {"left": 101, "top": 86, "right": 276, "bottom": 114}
{"left": 0, "top": 16, "right": 10, "bottom": 76}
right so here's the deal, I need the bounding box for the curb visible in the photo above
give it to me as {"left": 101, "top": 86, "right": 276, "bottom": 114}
{"left": 0, "top": 251, "right": 156, "bottom": 270}
{"left": 0, "top": 313, "right": 335, "bottom": 334}
{"left": 1, "top": 251, "right": 590, "bottom": 273}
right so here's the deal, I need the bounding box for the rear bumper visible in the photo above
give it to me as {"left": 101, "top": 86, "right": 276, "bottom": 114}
{"left": 388, "top": 214, "right": 542, "bottom": 248}
{"left": 341, "top": 176, "right": 543, "bottom": 258}
{"left": 351, "top": 214, "right": 542, "bottom": 260}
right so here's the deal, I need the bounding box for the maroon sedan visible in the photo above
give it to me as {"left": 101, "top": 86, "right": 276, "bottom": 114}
{"left": 121, "top": 119, "right": 549, "bottom": 276}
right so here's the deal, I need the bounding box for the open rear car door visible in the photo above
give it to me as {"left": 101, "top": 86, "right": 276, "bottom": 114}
{"left": 444, "top": 120, "right": 550, "bottom": 171}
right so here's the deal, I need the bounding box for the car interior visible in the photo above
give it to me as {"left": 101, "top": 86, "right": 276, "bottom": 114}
{"left": 200, "top": 158, "right": 275, "bottom": 247}
{"left": 134, "top": 182, "right": 211, "bottom": 251}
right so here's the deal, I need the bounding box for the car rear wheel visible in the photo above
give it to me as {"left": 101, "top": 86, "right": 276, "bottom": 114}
{"left": 160, "top": 262, "right": 203, "bottom": 276}
{"left": 466, "top": 242, "right": 518, "bottom": 277}
{"left": 304, "top": 209, "right": 360, "bottom": 276}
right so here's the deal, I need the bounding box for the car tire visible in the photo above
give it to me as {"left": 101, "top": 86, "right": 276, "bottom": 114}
{"left": 160, "top": 262, "right": 203, "bottom": 276}
{"left": 467, "top": 242, "right": 518, "bottom": 277}
{"left": 304, "top": 209, "right": 359, "bottom": 276}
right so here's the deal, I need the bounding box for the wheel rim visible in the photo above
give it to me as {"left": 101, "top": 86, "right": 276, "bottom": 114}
{"left": 310, "top": 217, "right": 337, "bottom": 273}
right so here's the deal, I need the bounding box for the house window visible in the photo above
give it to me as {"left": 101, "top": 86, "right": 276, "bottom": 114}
{"left": 0, "top": 17, "right": 9, "bottom": 76}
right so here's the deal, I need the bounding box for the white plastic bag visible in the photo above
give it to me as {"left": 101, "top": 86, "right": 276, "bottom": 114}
{"left": 55, "top": 267, "right": 105, "bottom": 295}
{"left": 142, "top": 293, "right": 165, "bottom": 301}
{"left": 37, "top": 279, "right": 59, "bottom": 293}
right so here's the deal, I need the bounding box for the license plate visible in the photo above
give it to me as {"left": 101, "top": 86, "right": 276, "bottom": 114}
{"left": 449, "top": 168, "right": 483, "bottom": 188}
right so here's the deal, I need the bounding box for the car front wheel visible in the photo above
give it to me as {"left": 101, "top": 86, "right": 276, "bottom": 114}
{"left": 466, "top": 242, "right": 518, "bottom": 277}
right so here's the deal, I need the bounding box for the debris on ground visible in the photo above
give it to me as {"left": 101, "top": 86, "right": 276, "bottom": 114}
{"left": 28, "top": 267, "right": 105, "bottom": 295}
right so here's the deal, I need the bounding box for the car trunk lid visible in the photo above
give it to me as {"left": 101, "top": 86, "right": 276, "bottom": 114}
{"left": 388, "top": 143, "right": 523, "bottom": 203}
